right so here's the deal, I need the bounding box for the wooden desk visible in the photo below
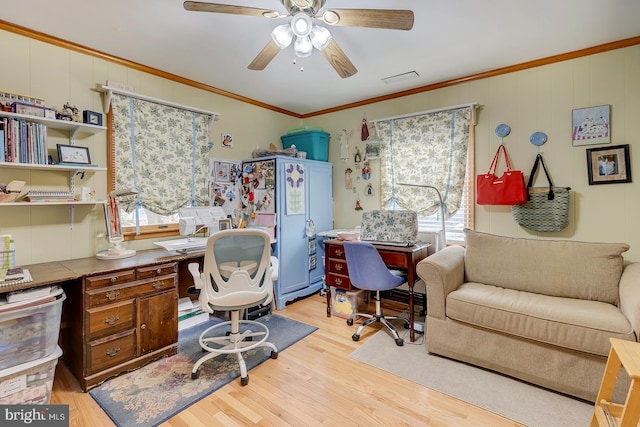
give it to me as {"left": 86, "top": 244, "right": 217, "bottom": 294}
{"left": 6, "top": 249, "right": 206, "bottom": 391}
{"left": 324, "top": 239, "right": 430, "bottom": 342}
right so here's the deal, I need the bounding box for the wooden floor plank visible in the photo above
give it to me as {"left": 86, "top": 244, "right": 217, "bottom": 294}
{"left": 50, "top": 292, "right": 522, "bottom": 426}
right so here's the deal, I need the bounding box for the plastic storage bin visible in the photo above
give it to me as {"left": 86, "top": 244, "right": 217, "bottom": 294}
{"left": 0, "top": 288, "right": 66, "bottom": 370}
{"left": 0, "top": 346, "right": 62, "bottom": 405}
{"left": 330, "top": 286, "right": 369, "bottom": 319}
{"left": 281, "top": 130, "right": 330, "bottom": 161}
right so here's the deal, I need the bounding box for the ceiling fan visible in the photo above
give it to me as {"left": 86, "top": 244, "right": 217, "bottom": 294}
{"left": 183, "top": 0, "right": 414, "bottom": 78}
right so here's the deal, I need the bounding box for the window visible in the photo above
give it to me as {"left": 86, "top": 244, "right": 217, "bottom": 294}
{"left": 375, "top": 105, "right": 475, "bottom": 245}
{"left": 107, "top": 92, "right": 215, "bottom": 237}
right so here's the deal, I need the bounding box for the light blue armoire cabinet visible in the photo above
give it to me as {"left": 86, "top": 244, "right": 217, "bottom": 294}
{"left": 241, "top": 156, "right": 333, "bottom": 309}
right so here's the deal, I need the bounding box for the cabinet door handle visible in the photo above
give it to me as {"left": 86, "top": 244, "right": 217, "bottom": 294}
{"left": 335, "top": 264, "right": 343, "bottom": 272}
{"left": 335, "top": 249, "right": 343, "bottom": 257}
{"left": 106, "top": 347, "right": 120, "bottom": 357}
{"left": 335, "top": 278, "right": 342, "bottom": 285}
{"left": 105, "top": 290, "right": 120, "bottom": 300}
{"left": 104, "top": 315, "right": 120, "bottom": 325}
{"left": 140, "top": 323, "right": 147, "bottom": 330}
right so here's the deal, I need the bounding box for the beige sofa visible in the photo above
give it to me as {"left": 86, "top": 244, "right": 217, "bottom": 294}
{"left": 416, "top": 229, "right": 640, "bottom": 402}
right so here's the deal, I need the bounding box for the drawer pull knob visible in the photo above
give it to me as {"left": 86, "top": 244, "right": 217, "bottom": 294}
{"left": 105, "top": 290, "right": 120, "bottom": 300}
{"left": 156, "top": 268, "right": 162, "bottom": 275}
{"left": 106, "top": 347, "right": 120, "bottom": 357}
{"left": 110, "top": 277, "right": 117, "bottom": 283}
{"left": 141, "top": 323, "right": 147, "bottom": 330}
{"left": 152, "top": 281, "right": 163, "bottom": 289}
{"left": 335, "top": 264, "right": 343, "bottom": 271}
{"left": 336, "top": 250, "right": 343, "bottom": 257}
{"left": 104, "top": 315, "right": 120, "bottom": 325}
{"left": 335, "top": 278, "right": 342, "bottom": 285}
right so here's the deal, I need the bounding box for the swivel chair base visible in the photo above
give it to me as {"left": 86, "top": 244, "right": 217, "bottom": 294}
{"left": 347, "top": 290, "right": 407, "bottom": 347}
{"left": 191, "top": 316, "right": 278, "bottom": 386}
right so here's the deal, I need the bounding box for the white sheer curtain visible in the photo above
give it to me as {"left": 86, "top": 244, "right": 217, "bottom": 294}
{"left": 376, "top": 106, "right": 473, "bottom": 220}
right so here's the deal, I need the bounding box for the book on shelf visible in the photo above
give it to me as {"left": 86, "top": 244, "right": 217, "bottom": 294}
{"left": 22, "top": 190, "right": 76, "bottom": 202}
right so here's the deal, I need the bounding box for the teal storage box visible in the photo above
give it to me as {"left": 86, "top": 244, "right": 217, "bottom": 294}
{"left": 281, "top": 130, "right": 330, "bottom": 161}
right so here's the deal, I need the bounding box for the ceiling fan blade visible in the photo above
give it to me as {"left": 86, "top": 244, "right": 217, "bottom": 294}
{"left": 248, "top": 39, "right": 281, "bottom": 71}
{"left": 321, "top": 39, "right": 357, "bottom": 79}
{"left": 321, "top": 9, "right": 414, "bottom": 30}
{"left": 183, "top": 1, "right": 282, "bottom": 18}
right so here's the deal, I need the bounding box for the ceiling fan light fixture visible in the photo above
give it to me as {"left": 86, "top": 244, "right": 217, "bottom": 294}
{"left": 321, "top": 10, "right": 340, "bottom": 25}
{"left": 310, "top": 25, "right": 332, "bottom": 50}
{"left": 291, "top": 13, "right": 313, "bottom": 37}
{"left": 293, "top": 35, "right": 313, "bottom": 57}
{"left": 271, "top": 24, "right": 293, "bottom": 49}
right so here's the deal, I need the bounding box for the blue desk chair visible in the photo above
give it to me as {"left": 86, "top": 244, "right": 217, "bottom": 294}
{"left": 187, "top": 228, "right": 279, "bottom": 385}
{"left": 343, "top": 241, "right": 407, "bottom": 346}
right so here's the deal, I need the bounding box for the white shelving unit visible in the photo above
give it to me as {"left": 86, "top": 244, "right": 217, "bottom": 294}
{"left": 0, "top": 111, "right": 107, "bottom": 224}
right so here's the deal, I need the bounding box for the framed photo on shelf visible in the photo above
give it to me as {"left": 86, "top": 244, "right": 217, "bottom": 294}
{"left": 586, "top": 144, "right": 631, "bottom": 185}
{"left": 218, "top": 218, "right": 232, "bottom": 231}
{"left": 572, "top": 105, "right": 610, "bottom": 146}
{"left": 57, "top": 144, "right": 91, "bottom": 165}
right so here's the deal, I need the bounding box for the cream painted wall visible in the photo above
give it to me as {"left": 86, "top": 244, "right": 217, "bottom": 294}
{"left": 2, "top": 28, "right": 639, "bottom": 265}
{"left": 309, "top": 45, "right": 640, "bottom": 261}
{"left": 0, "top": 30, "right": 300, "bottom": 265}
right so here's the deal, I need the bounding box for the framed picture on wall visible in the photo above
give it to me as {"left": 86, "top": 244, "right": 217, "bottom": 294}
{"left": 586, "top": 144, "right": 631, "bottom": 185}
{"left": 572, "top": 105, "right": 610, "bottom": 146}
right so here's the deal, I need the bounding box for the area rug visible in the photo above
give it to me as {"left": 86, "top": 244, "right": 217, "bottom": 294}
{"left": 90, "top": 314, "right": 317, "bottom": 427}
{"left": 349, "top": 323, "right": 593, "bottom": 427}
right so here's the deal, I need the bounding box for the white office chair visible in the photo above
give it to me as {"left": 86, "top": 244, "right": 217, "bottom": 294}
{"left": 187, "top": 228, "right": 279, "bottom": 386}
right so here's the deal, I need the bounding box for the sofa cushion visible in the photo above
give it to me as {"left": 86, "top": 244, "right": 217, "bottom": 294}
{"left": 446, "top": 282, "right": 635, "bottom": 357}
{"left": 464, "top": 230, "right": 629, "bottom": 304}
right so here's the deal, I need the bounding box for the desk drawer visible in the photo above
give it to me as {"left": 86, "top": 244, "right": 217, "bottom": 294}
{"left": 326, "top": 272, "right": 351, "bottom": 290}
{"left": 87, "top": 330, "right": 136, "bottom": 374}
{"left": 328, "top": 259, "right": 348, "bottom": 275}
{"left": 86, "top": 276, "right": 176, "bottom": 307}
{"left": 86, "top": 300, "right": 135, "bottom": 341}
{"left": 137, "top": 263, "right": 176, "bottom": 280}
{"left": 327, "top": 245, "right": 346, "bottom": 259}
{"left": 86, "top": 270, "right": 136, "bottom": 289}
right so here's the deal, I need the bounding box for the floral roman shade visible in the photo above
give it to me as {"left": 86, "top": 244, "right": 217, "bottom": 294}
{"left": 109, "top": 93, "right": 211, "bottom": 216}
{"left": 377, "top": 106, "right": 472, "bottom": 219}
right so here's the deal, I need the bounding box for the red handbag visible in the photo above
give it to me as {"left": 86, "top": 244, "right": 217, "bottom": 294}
{"left": 476, "top": 144, "right": 527, "bottom": 205}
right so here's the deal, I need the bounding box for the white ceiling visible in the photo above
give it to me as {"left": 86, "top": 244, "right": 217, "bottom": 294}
{"left": 1, "top": 0, "right": 639, "bottom": 116}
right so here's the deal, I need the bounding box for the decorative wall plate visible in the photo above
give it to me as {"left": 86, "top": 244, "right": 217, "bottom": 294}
{"left": 530, "top": 131, "right": 548, "bottom": 146}
{"left": 495, "top": 124, "right": 511, "bottom": 138}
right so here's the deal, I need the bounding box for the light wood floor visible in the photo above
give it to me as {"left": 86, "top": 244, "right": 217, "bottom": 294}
{"left": 51, "top": 293, "right": 522, "bottom": 426}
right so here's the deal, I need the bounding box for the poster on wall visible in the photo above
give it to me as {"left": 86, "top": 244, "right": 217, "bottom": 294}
{"left": 572, "top": 105, "right": 610, "bottom": 146}
{"left": 209, "top": 158, "right": 242, "bottom": 217}
{"left": 285, "top": 162, "right": 305, "bottom": 215}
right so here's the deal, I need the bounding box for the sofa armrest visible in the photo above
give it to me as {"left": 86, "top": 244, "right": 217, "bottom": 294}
{"left": 619, "top": 262, "right": 640, "bottom": 342}
{"left": 416, "top": 245, "right": 465, "bottom": 319}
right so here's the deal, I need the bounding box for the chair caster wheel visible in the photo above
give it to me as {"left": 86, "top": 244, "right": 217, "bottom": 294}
{"left": 346, "top": 318, "right": 354, "bottom": 326}
{"left": 191, "top": 370, "right": 200, "bottom": 380}
{"left": 395, "top": 338, "right": 404, "bottom": 346}
{"left": 241, "top": 375, "right": 249, "bottom": 386}
{"left": 352, "top": 333, "right": 360, "bottom": 341}
{"left": 403, "top": 322, "right": 410, "bottom": 329}
{"left": 271, "top": 350, "right": 278, "bottom": 359}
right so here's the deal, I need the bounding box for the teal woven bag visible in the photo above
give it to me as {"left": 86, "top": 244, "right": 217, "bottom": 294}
{"left": 512, "top": 154, "right": 570, "bottom": 232}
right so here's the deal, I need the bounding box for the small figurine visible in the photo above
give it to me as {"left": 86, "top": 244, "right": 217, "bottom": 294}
{"left": 355, "top": 197, "right": 363, "bottom": 211}
{"left": 354, "top": 147, "right": 362, "bottom": 163}
{"left": 361, "top": 118, "right": 369, "bottom": 141}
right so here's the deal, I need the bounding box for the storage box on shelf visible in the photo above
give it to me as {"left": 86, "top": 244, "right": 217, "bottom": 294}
{"left": 281, "top": 130, "right": 330, "bottom": 161}
{"left": 0, "top": 288, "right": 65, "bottom": 370}
{"left": 0, "top": 346, "right": 62, "bottom": 405}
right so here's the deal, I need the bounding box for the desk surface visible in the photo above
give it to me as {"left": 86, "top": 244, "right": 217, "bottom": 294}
{"left": 1, "top": 249, "right": 205, "bottom": 294}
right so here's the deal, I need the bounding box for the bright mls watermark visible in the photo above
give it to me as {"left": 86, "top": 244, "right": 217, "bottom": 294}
{"left": 0, "top": 405, "right": 68, "bottom": 426}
